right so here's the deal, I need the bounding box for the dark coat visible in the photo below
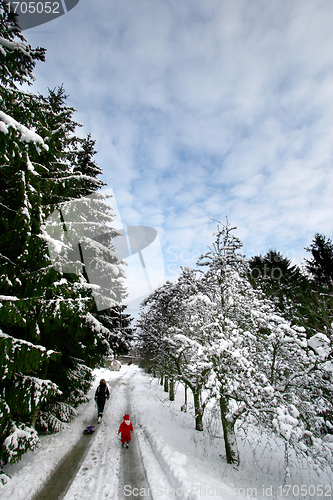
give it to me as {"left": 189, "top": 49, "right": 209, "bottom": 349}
{"left": 95, "top": 383, "right": 110, "bottom": 404}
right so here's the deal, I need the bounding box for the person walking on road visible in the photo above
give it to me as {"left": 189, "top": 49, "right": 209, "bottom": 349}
{"left": 118, "top": 414, "right": 133, "bottom": 448}
{"left": 95, "top": 379, "right": 110, "bottom": 423}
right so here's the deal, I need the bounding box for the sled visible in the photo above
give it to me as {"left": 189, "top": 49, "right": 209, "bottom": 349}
{"left": 83, "top": 425, "right": 95, "bottom": 434}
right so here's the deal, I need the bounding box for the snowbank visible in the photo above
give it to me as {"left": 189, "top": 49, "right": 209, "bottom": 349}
{"left": 130, "top": 366, "right": 333, "bottom": 500}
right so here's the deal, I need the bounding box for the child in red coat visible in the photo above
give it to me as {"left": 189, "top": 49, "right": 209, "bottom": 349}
{"left": 118, "top": 414, "right": 133, "bottom": 448}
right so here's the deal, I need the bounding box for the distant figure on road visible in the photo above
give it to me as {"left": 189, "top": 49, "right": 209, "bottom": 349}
{"left": 118, "top": 414, "right": 133, "bottom": 448}
{"left": 95, "top": 379, "right": 110, "bottom": 423}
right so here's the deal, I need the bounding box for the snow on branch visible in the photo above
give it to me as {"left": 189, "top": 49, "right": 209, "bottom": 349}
{"left": 2, "top": 422, "right": 40, "bottom": 464}
{"left": 15, "top": 374, "right": 60, "bottom": 411}
{"left": 0, "top": 110, "right": 49, "bottom": 150}
{"left": 38, "top": 231, "right": 71, "bottom": 255}
{"left": 85, "top": 312, "right": 112, "bottom": 335}
{"left": 0, "top": 329, "right": 56, "bottom": 357}
{"left": 0, "top": 36, "right": 29, "bottom": 55}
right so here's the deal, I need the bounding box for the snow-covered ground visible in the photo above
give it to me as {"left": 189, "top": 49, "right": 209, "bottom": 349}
{"left": 1, "top": 365, "right": 333, "bottom": 500}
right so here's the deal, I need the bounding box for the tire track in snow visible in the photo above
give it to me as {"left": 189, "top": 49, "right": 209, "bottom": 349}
{"left": 136, "top": 429, "right": 178, "bottom": 500}
{"left": 117, "top": 386, "right": 153, "bottom": 500}
{"left": 129, "top": 370, "right": 184, "bottom": 500}
{"left": 122, "top": 377, "right": 177, "bottom": 500}
{"left": 62, "top": 373, "right": 125, "bottom": 500}
{"left": 31, "top": 429, "right": 98, "bottom": 500}
{"left": 32, "top": 373, "right": 125, "bottom": 500}
{"left": 31, "top": 408, "right": 101, "bottom": 500}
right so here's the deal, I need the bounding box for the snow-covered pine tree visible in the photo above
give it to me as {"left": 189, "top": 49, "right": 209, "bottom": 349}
{"left": 303, "top": 234, "right": 333, "bottom": 337}
{"left": 22, "top": 89, "right": 127, "bottom": 414}
{"left": 0, "top": 0, "right": 45, "bottom": 89}
{"left": 74, "top": 133, "right": 104, "bottom": 192}
{"left": 0, "top": 1, "right": 63, "bottom": 461}
{"left": 38, "top": 86, "right": 105, "bottom": 205}
{"left": 96, "top": 304, "right": 134, "bottom": 358}
{"left": 138, "top": 282, "right": 173, "bottom": 378}
{"left": 304, "top": 234, "right": 333, "bottom": 433}
{"left": 0, "top": 1, "right": 128, "bottom": 455}
{"left": 0, "top": 329, "right": 59, "bottom": 463}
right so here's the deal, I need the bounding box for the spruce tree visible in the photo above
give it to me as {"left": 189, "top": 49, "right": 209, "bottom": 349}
{"left": 0, "top": 0, "right": 129, "bottom": 458}
{"left": 248, "top": 250, "right": 310, "bottom": 327}
{"left": 0, "top": 1, "right": 61, "bottom": 462}
{"left": 0, "top": 330, "right": 59, "bottom": 463}
{"left": 303, "top": 234, "right": 333, "bottom": 337}
{"left": 305, "top": 233, "right": 333, "bottom": 289}
{"left": 96, "top": 305, "right": 134, "bottom": 357}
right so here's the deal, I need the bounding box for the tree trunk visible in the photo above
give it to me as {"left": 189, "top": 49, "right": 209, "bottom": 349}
{"left": 160, "top": 373, "right": 164, "bottom": 385}
{"left": 30, "top": 407, "right": 39, "bottom": 429}
{"left": 181, "top": 384, "right": 188, "bottom": 412}
{"left": 169, "top": 377, "right": 175, "bottom": 401}
{"left": 219, "top": 395, "right": 239, "bottom": 465}
{"left": 283, "top": 442, "right": 289, "bottom": 485}
{"left": 193, "top": 389, "right": 204, "bottom": 431}
{"left": 164, "top": 375, "right": 169, "bottom": 393}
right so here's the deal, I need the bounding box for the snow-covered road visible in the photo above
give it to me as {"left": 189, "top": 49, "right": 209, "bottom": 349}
{"left": 62, "top": 368, "right": 157, "bottom": 500}
{"left": 31, "top": 427, "right": 97, "bottom": 500}
{"left": 1, "top": 366, "right": 176, "bottom": 500}
{"left": 118, "top": 385, "right": 152, "bottom": 500}
{"left": 1, "top": 365, "right": 332, "bottom": 500}
{"left": 61, "top": 371, "right": 124, "bottom": 500}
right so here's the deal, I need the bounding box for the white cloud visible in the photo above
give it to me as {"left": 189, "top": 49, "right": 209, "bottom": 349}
{"left": 25, "top": 0, "right": 333, "bottom": 287}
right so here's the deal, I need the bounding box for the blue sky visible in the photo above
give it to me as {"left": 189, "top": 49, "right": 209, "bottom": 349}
{"left": 24, "top": 0, "right": 333, "bottom": 284}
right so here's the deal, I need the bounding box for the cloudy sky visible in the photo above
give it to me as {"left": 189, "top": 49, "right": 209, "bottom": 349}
{"left": 23, "top": 0, "right": 333, "bottom": 287}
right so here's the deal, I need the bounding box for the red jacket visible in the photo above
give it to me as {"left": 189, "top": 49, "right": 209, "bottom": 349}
{"left": 118, "top": 417, "right": 133, "bottom": 443}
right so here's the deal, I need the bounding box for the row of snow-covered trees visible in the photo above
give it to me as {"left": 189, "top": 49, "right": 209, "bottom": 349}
{"left": 0, "top": 2, "right": 133, "bottom": 464}
{"left": 137, "top": 221, "right": 333, "bottom": 470}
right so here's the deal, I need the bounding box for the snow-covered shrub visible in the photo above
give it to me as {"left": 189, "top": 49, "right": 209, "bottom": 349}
{"left": 1, "top": 422, "right": 40, "bottom": 464}
{"left": 0, "top": 331, "right": 60, "bottom": 462}
{"left": 37, "top": 401, "right": 77, "bottom": 433}
{"left": 204, "top": 400, "right": 223, "bottom": 443}
{"left": 9, "top": 374, "right": 60, "bottom": 416}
